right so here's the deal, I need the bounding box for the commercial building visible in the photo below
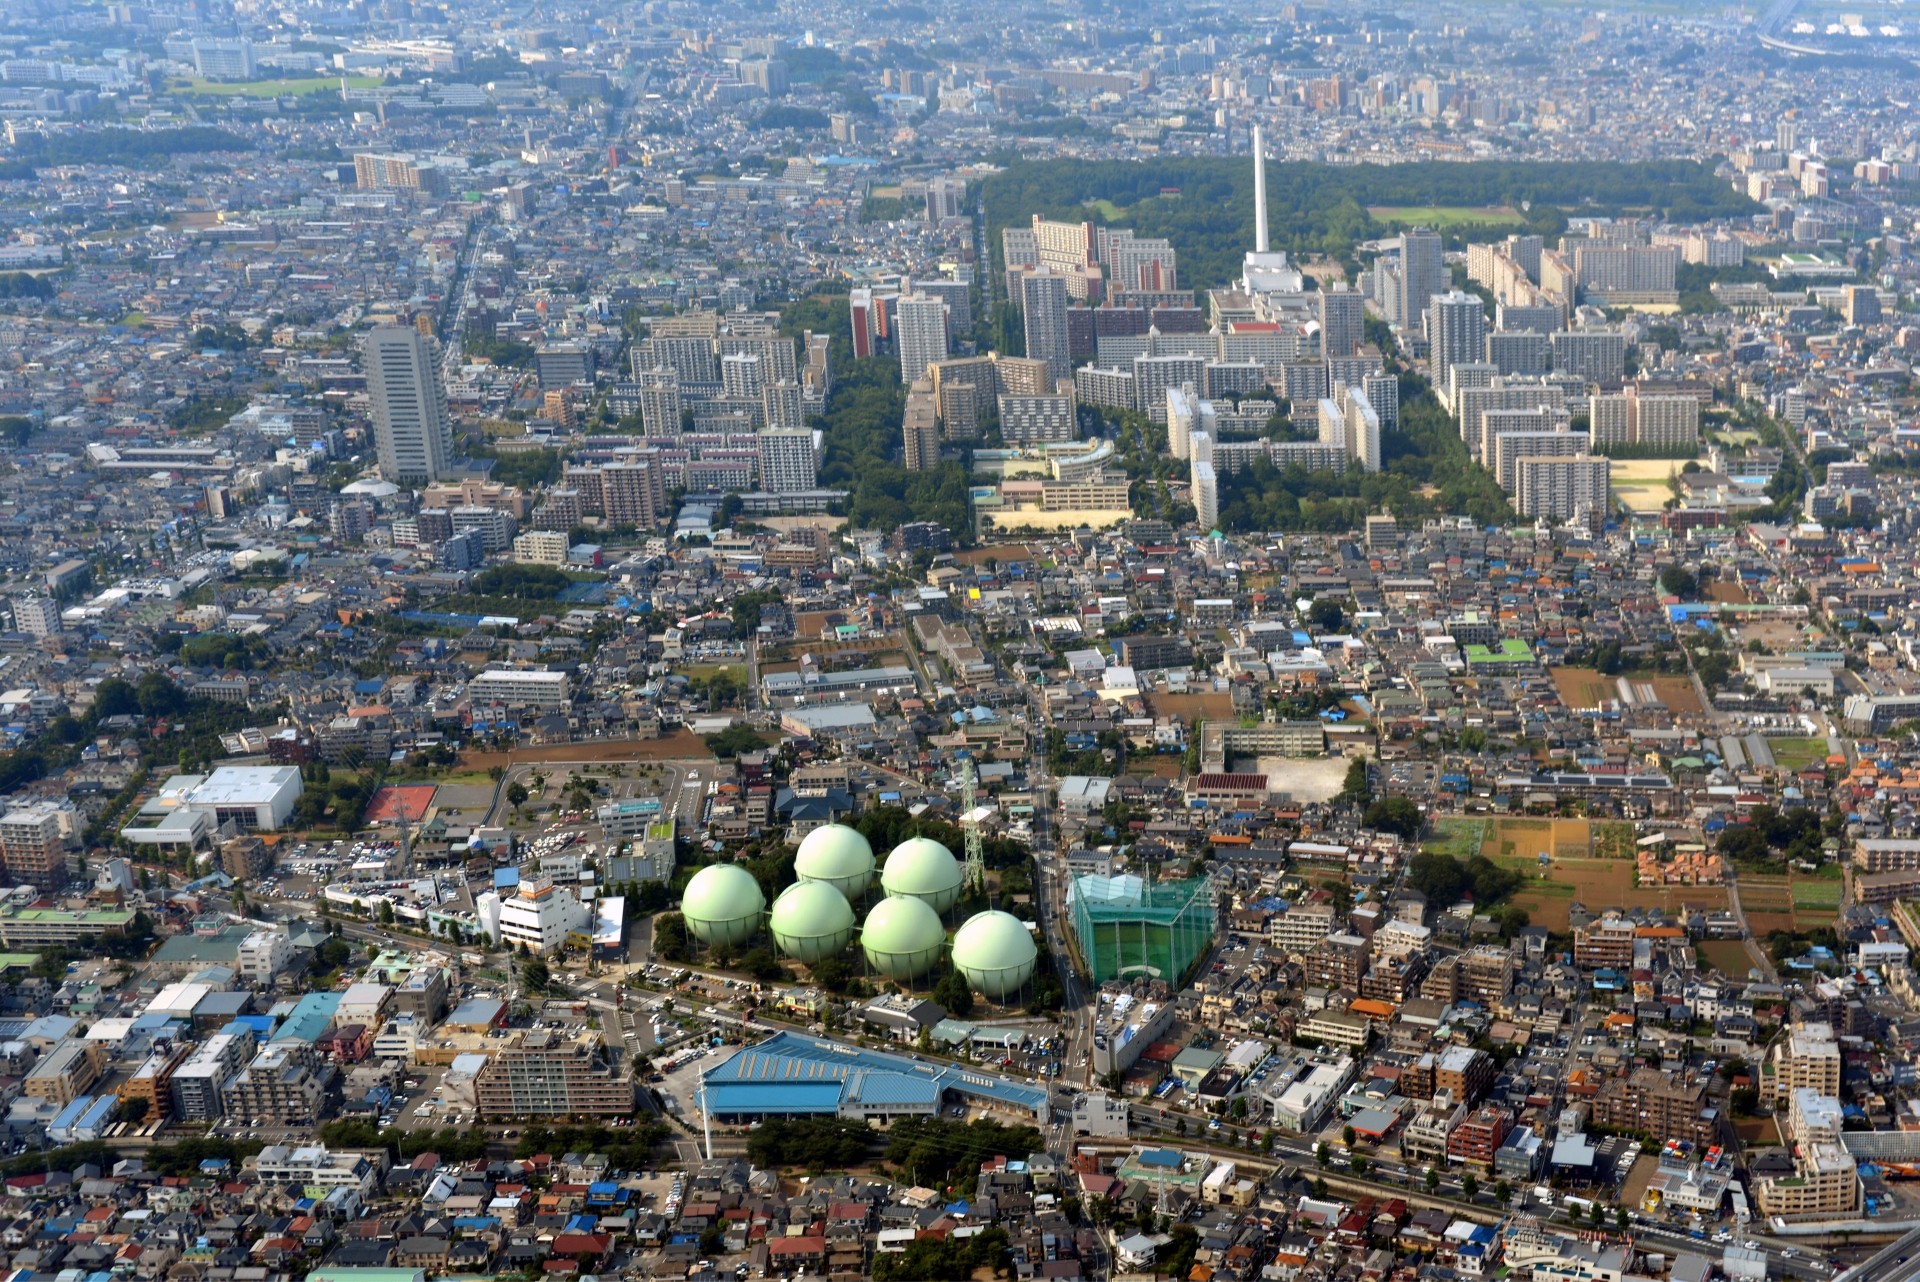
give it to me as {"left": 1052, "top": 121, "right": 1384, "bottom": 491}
{"left": 122, "top": 767, "right": 304, "bottom": 847}
{"left": 701, "top": 1028, "right": 1048, "bottom": 1124}
{"left": 1269, "top": 1056, "right": 1356, "bottom": 1132}
{"left": 473, "top": 1029, "right": 633, "bottom": 1117}
{"left": 237, "top": 928, "right": 293, "bottom": 985}
{"left": 365, "top": 326, "right": 454, "bottom": 484}
{"left": 483, "top": 876, "right": 589, "bottom": 955}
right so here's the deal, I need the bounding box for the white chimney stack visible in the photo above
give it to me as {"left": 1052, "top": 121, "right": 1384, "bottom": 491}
{"left": 1252, "top": 124, "right": 1269, "bottom": 254}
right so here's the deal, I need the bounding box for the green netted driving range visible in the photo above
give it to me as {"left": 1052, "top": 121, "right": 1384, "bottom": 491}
{"left": 1069, "top": 872, "right": 1216, "bottom": 984}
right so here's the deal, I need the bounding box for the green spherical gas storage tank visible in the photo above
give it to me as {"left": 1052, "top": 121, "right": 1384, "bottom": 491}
{"left": 951, "top": 910, "right": 1038, "bottom": 999}
{"left": 860, "top": 894, "right": 947, "bottom": 980}
{"left": 768, "top": 880, "right": 856, "bottom": 964}
{"left": 680, "top": 863, "right": 766, "bottom": 949}
{"left": 880, "top": 835, "right": 963, "bottom": 914}
{"left": 793, "top": 823, "right": 875, "bottom": 897}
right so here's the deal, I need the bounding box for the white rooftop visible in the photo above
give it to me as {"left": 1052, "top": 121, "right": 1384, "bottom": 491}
{"left": 183, "top": 766, "right": 301, "bottom": 805}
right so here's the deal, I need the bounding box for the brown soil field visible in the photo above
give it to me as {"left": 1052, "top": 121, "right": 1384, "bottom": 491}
{"left": 1487, "top": 817, "right": 1591, "bottom": 860}
{"left": 1550, "top": 666, "right": 1614, "bottom": 708}
{"left": 1696, "top": 940, "right": 1755, "bottom": 975}
{"left": 459, "top": 731, "right": 714, "bottom": 767}
{"left": 1146, "top": 692, "right": 1237, "bottom": 722}
{"left": 1497, "top": 853, "right": 1727, "bottom": 932}
{"left": 1646, "top": 676, "right": 1705, "bottom": 715}
{"left": 1707, "top": 580, "right": 1751, "bottom": 604}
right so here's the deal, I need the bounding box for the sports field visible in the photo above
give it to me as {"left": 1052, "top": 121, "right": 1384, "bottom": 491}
{"left": 364, "top": 784, "right": 437, "bottom": 825}
{"left": 169, "top": 75, "right": 383, "bottom": 97}
{"left": 1767, "top": 736, "right": 1831, "bottom": 771}
{"left": 1608, "top": 457, "right": 1689, "bottom": 514}
{"left": 1366, "top": 205, "right": 1525, "bottom": 229}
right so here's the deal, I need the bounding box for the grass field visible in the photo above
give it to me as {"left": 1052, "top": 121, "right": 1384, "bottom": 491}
{"left": 1767, "top": 736, "right": 1831, "bottom": 771}
{"left": 1086, "top": 198, "right": 1130, "bottom": 220}
{"left": 1426, "top": 817, "right": 1491, "bottom": 860}
{"left": 168, "top": 74, "right": 383, "bottom": 97}
{"left": 1367, "top": 204, "right": 1524, "bottom": 229}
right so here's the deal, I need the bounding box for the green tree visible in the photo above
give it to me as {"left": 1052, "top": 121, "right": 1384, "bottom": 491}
{"left": 1362, "top": 797, "right": 1424, "bottom": 839}
{"left": 1426, "top": 1167, "right": 1440, "bottom": 1192}
{"left": 933, "top": 969, "right": 975, "bottom": 1018}
{"left": 1462, "top": 1172, "right": 1478, "bottom": 1200}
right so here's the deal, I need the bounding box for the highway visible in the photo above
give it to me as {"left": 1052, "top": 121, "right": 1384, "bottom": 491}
{"left": 1834, "top": 1226, "right": 1920, "bottom": 1282}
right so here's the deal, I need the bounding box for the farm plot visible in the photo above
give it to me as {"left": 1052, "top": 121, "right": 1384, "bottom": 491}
{"left": 1549, "top": 666, "right": 1614, "bottom": 709}
{"left": 1697, "top": 940, "right": 1757, "bottom": 976}
{"left": 1494, "top": 852, "right": 1728, "bottom": 933}
{"left": 1486, "top": 817, "right": 1591, "bottom": 860}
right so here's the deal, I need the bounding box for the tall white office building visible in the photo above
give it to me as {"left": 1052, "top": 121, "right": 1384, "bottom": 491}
{"left": 1345, "top": 395, "right": 1383, "bottom": 473}
{"left": 1426, "top": 291, "right": 1487, "bottom": 403}
{"left": 1166, "top": 383, "right": 1216, "bottom": 462}
{"left": 757, "top": 429, "right": 818, "bottom": 493}
{"left": 1319, "top": 283, "right": 1364, "bottom": 358}
{"left": 1020, "top": 270, "right": 1073, "bottom": 384}
{"left": 762, "top": 379, "right": 805, "bottom": 431}
{"left": 1363, "top": 372, "right": 1399, "bottom": 433}
{"left": 364, "top": 326, "right": 453, "bottom": 485}
{"left": 1400, "top": 228, "right": 1446, "bottom": 333}
{"left": 894, "top": 293, "right": 949, "bottom": 385}
{"left": 1190, "top": 432, "right": 1219, "bottom": 532}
